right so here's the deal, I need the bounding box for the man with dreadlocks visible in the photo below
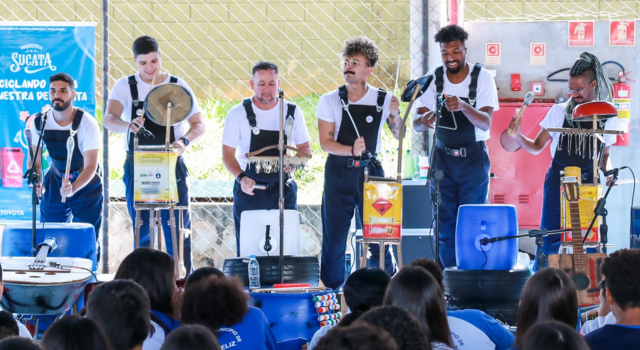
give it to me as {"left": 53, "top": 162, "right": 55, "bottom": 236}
{"left": 316, "top": 36, "right": 402, "bottom": 289}
{"left": 508, "top": 52, "right": 618, "bottom": 269}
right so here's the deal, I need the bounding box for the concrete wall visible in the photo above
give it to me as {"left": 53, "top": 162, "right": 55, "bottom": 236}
{"left": 464, "top": 20, "right": 639, "bottom": 251}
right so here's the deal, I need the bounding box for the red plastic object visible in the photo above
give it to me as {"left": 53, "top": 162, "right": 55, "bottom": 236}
{"left": 273, "top": 283, "right": 311, "bottom": 289}
{"left": 511, "top": 74, "right": 521, "bottom": 91}
{"left": 572, "top": 101, "right": 617, "bottom": 121}
{"left": 487, "top": 101, "right": 555, "bottom": 229}
{"left": 0, "top": 148, "right": 24, "bottom": 188}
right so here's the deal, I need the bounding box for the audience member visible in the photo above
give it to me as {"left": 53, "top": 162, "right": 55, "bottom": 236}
{"left": 383, "top": 266, "right": 453, "bottom": 349}
{"left": 585, "top": 249, "right": 640, "bottom": 350}
{"left": 41, "top": 315, "right": 113, "bottom": 350}
{"left": 581, "top": 279, "right": 615, "bottom": 335}
{"left": 358, "top": 306, "right": 435, "bottom": 350}
{"left": 410, "top": 258, "right": 515, "bottom": 350}
{"left": 160, "top": 325, "right": 220, "bottom": 350}
{"left": 181, "top": 275, "right": 276, "bottom": 350}
{"left": 86, "top": 280, "right": 150, "bottom": 350}
{"left": 0, "top": 312, "right": 18, "bottom": 341}
{"left": 514, "top": 267, "right": 577, "bottom": 348}
{"left": 0, "top": 336, "right": 40, "bottom": 350}
{"left": 115, "top": 248, "right": 181, "bottom": 350}
{"left": 0, "top": 264, "right": 32, "bottom": 338}
{"left": 520, "top": 321, "right": 588, "bottom": 350}
{"left": 184, "top": 267, "right": 224, "bottom": 288}
{"left": 309, "top": 268, "right": 390, "bottom": 350}
{"left": 314, "top": 323, "right": 398, "bottom": 350}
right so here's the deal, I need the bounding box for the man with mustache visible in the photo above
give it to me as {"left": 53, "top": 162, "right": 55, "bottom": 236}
{"left": 316, "top": 36, "right": 402, "bottom": 290}
{"left": 29, "top": 73, "right": 103, "bottom": 257}
{"left": 222, "top": 61, "right": 311, "bottom": 256}
{"left": 413, "top": 24, "right": 498, "bottom": 268}
{"left": 104, "top": 35, "right": 206, "bottom": 272}
{"left": 508, "top": 52, "right": 618, "bottom": 268}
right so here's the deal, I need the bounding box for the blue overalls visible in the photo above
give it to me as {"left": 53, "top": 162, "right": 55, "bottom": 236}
{"left": 34, "top": 109, "right": 103, "bottom": 260}
{"left": 232, "top": 99, "right": 298, "bottom": 257}
{"left": 320, "top": 86, "right": 395, "bottom": 290}
{"left": 534, "top": 117, "right": 604, "bottom": 270}
{"left": 122, "top": 75, "right": 192, "bottom": 272}
{"left": 431, "top": 64, "right": 491, "bottom": 268}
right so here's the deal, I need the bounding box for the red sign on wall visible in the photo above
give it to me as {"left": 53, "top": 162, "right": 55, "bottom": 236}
{"left": 569, "top": 21, "right": 594, "bottom": 47}
{"left": 485, "top": 43, "right": 501, "bottom": 65}
{"left": 610, "top": 20, "right": 635, "bottom": 46}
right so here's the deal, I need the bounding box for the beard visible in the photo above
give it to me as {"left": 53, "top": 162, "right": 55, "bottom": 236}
{"left": 447, "top": 61, "right": 463, "bottom": 74}
{"left": 51, "top": 99, "right": 72, "bottom": 112}
{"left": 257, "top": 94, "right": 274, "bottom": 104}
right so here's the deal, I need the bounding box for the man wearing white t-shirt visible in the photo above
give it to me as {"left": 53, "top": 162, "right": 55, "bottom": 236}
{"left": 222, "top": 61, "right": 311, "bottom": 256}
{"left": 29, "top": 73, "right": 103, "bottom": 257}
{"left": 104, "top": 36, "right": 206, "bottom": 272}
{"left": 413, "top": 25, "right": 499, "bottom": 267}
{"left": 316, "top": 37, "right": 402, "bottom": 290}
{"left": 508, "top": 52, "right": 617, "bottom": 269}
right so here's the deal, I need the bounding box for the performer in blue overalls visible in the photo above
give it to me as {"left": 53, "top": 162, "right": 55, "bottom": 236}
{"left": 104, "top": 36, "right": 206, "bottom": 272}
{"left": 413, "top": 25, "right": 499, "bottom": 267}
{"left": 29, "top": 73, "right": 103, "bottom": 258}
{"left": 222, "top": 61, "right": 311, "bottom": 256}
{"left": 508, "top": 53, "right": 618, "bottom": 269}
{"left": 317, "top": 37, "right": 403, "bottom": 290}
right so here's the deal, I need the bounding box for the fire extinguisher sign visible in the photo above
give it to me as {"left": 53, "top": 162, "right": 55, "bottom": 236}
{"left": 610, "top": 20, "right": 635, "bottom": 46}
{"left": 568, "top": 21, "right": 594, "bottom": 47}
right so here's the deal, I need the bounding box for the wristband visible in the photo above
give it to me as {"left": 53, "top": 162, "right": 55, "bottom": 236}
{"left": 351, "top": 146, "right": 356, "bottom": 157}
{"left": 236, "top": 172, "right": 247, "bottom": 184}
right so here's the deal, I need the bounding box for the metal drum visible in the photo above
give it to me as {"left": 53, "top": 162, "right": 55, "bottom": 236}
{"left": 0, "top": 257, "right": 92, "bottom": 315}
{"left": 1, "top": 223, "right": 97, "bottom": 271}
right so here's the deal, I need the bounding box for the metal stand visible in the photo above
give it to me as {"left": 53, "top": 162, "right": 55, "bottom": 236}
{"left": 579, "top": 167, "right": 620, "bottom": 254}
{"left": 357, "top": 238, "right": 403, "bottom": 270}
{"left": 278, "top": 90, "right": 285, "bottom": 284}
{"left": 24, "top": 110, "right": 48, "bottom": 257}
{"left": 479, "top": 228, "right": 569, "bottom": 268}
{"left": 426, "top": 96, "right": 445, "bottom": 265}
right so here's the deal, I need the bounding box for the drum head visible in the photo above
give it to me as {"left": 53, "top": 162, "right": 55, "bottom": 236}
{"left": 500, "top": 130, "right": 521, "bottom": 152}
{"left": 144, "top": 83, "right": 193, "bottom": 126}
{"left": 571, "top": 101, "right": 617, "bottom": 121}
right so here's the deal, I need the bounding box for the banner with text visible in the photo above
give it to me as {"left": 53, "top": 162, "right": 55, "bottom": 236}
{"left": 0, "top": 23, "right": 96, "bottom": 221}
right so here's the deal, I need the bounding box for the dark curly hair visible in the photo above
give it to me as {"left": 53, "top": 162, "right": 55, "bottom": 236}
{"left": 340, "top": 36, "right": 379, "bottom": 67}
{"left": 180, "top": 276, "right": 248, "bottom": 332}
{"left": 434, "top": 24, "right": 469, "bottom": 45}
{"left": 0, "top": 311, "right": 18, "bottom": 341}
{"left": 409, "top": 258, "right": 444, "bottom": 290}
{"left": 344, "top": 268, "right": 390, "bottom": 313}
{"left": 316, "top": 323, "right": 398, "bottom": 350}
{"left": 41, "top": 316, "right": 113, "bottom": 350}
{"left": 185, "top": 266, "right": 225, "bottom": 289}
{"left": 515, "top": 268, "right": 578, "bottom": 348}
{"left": 521, "top": 321, "right": 589, "bottom": 350}
{"left": 0, "top": 337, "right": 40, "bottom": 350}
{"left": 160, "top": 325, "right": 220, "bottom": 350}
{"left": 358, "top": 306, "right": 432, "bottom": 350}
{"left": 602, "top": 249, "right": 640, "bottom": 310}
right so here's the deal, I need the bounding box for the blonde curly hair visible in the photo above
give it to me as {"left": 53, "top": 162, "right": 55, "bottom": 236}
{"left": 341, "top": 36, "right": 380, "bottom": 67}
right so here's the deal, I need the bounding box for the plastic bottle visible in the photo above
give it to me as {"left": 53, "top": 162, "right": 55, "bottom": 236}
{"left": 248, "top": 255, "right": 260, "bottom": 289}
{"left": 384, "top": 150, "right": 391, "bottom": 175}
{"left": 419, "top": 156, "right": 429, "bottom": 179}
{"left": 403, "top": 150, "right": 414, "bottom": 180}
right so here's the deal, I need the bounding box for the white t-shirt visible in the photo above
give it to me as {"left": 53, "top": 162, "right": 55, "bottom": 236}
{"left": 539, "top": 102, "right": 619, "bottom": 158}
{"left": 28, "top": 109, "right": 101, "bottom": 155}
{"left": 316, "top": 85, "right": 393, "bottom": 154}
{"left": 108, "top": 73, "right": 202, "bottom": 151}
{"left": 222, "top": 98, "right": 310, "bottom": 170}
{"left": 447, "top": 315, "right": 495, "bottom": 350}
{"left": 17, "top": 319, "right": 31, "bottom": 338}
{"left": 414, "top": 63, "right": 499, "bottom": 142}
{"left": 142, "top": 320, "right": 165, "bottom": 350}
{"left": 308, "top": 324, "right": 335, "bottom": 350}
{"left": 581, "top": 312, "right": 616, "bottom": 336}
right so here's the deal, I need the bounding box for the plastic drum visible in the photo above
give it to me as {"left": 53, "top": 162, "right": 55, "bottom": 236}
{"left": 250, "top": 290, "right": 338, "bottom": 342}
{"left": 455, "top": 204, "right": 518, "bottom": 270}
{"left": 1, "top": 223, "right": 97, "bottom": 271}
{"left": 632, "top": 207, "right": 640, "bottom": 249}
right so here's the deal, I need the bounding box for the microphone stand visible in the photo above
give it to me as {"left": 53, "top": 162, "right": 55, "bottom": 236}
{"left": 426, "top": 95, "right": 445, "bottom": 265}
{"left": 24, "top": 110, "right": 48, "bottom": 257}
{"left": 278, "top": 90, "right": 285, "bottom": 284}
{"left": 479, "top": 228, "right": 570, "bottom": 269}
{"left": 581, "top": 168, "right": 620, "bottom": 254}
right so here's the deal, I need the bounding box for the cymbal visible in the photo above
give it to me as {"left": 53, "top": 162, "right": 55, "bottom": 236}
{"left": 144, "top": 83, "right": 193, "bottom": 126}
{"left": 572, "top": 101, "right": 618, "bottom": 121}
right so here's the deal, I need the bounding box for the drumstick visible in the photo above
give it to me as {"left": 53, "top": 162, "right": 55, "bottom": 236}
{"left": 393, "top": 55, "right": 401, "bottom": 96}
{"left": 61, "top": 130, "right": 76, "bottom": 203}
{"left": 507, "top": 91, "right": 535, "bottom": 135}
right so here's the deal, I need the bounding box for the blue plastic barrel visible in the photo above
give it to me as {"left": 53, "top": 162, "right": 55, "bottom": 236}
{"left": 1, "top": 223, "right": 97, "bottom": 271}
{"left": 631, "top": 207, "right": 640, "bottom": 249}
{"left": 250, "top": 290, "right": 336, "bottom": 342}
{"left": 455, "top": 204, "right": 518, "bottom": 270}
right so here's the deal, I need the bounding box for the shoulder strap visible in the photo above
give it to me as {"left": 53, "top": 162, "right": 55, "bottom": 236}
{"left": 169, "top": 75, "right": 178, "bottom": 84}
{"left": 286, "top": 103, "right": 296, "bottom": 120}
{"left": 338, "top": 85, "right": 348, "bottom": 109}
{"left": 468, "top": 63, "right": 483, "bottom": 108}
{"left": 242, "top": 98, "right": 257, "bottom": 128}
{"left": 72, "top": 108, "right": 84, "bottom": 131}
{"left": 376, "top": 88, "right": 387, "bottom": 113}
{"left": 128, "top": 75, "right": 140, "bottom": 107}
{"left": 435, "top": 66, "right": 445, "bottom": 94}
